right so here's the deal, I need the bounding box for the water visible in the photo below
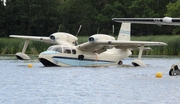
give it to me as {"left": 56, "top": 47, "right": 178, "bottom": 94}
{"left": 0, "top": 56, "right": 180, "bottom": 104}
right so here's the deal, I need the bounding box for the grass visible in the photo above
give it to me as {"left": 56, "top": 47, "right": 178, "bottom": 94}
{"left": 0, "top": 38, "right": 51, "bottom": 54}
{"left": 1, "top": 35, "right": 180, "bottom": 55}
{"left": 131, "top": 35, "right": 180, "bottom": 55}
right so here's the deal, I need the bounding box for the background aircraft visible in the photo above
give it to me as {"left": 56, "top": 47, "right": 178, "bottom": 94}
{"left": 10, "top": 21, "right": 167, "bottom": 67}
{"left": 112, "top": 17, "right": 180, "bottom": 25}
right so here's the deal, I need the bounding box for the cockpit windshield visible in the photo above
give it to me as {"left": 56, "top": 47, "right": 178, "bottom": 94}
{"left": 47, "top": 45, "right": 76, "bottom": 54}
{"left": 47, "top": 46, "right": 62, "bottom": 53}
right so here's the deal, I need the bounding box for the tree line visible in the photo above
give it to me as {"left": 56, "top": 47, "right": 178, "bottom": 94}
{"left": 0, "top": 0, "right": 180, "bottom": 37}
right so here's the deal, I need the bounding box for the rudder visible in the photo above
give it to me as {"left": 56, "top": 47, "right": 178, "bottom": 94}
{"left": 117, "top": 23, "right": 131, "bottom": 41}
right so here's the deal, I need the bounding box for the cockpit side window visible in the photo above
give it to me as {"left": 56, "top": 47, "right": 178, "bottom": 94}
{"left": 63, "top": 47, "right": 71, "bottom": 54}
{"left": 47, "top": 46, "right": 62, "bottom": 53}
{"left": 55, "top": 47, "right": 62, "bottom": 53}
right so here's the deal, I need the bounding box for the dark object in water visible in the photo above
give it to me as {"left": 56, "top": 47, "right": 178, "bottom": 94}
{"left": 169, "top": 63, "right": 180, "bottom": 76}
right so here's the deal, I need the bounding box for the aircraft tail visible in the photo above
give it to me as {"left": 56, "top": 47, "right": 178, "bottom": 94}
{"left": 117, "top": 23, "right": 131, "bottom": 41}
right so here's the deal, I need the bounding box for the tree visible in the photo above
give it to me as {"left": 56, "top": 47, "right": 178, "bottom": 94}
{"left": 58, "top": 0, "right": 99, "bottom": 36}
{"left": 0, "top": 0, "right": 5, "bottom": 36}
{"left": 2, "top": 0, "right": 178, "bottom": 37}
{"left": 95, "top": 1, "right": 126, "bottom": 35}
{"left": 5, "top": 0, "right": 61, "bottom": 36}
{"left": 166, "top": 0, "right": 180, "bottom": 35}
{"left": 126, "top": 0, "right": 176, "bottom": 36}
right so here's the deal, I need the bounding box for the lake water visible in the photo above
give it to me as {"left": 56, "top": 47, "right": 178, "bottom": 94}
{"left": 0, "top": 55, "right": 180, "bottom": 104}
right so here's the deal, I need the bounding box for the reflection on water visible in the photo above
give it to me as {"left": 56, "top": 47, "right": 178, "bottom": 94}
{"left": 0, "top": 55, "right": 180, "bottom": 104}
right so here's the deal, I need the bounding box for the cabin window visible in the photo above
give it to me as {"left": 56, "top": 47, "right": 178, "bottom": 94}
{"left": 72, "top": 49, "right": 76, "bottom": 54}
{"left": 63, "top": 47, "right": 71, "bottom": 54}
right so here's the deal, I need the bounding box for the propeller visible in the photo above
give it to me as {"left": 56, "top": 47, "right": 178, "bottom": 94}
{"left": 75, "top": 25, "right": 82, "bottom": 45}
{"left": 76, "top": 25, "right": 82, "bottom": 36}
{"left": 58, "top": 24, "right": 62, "bottom": 32}
{"left": 112, "top": 25, "right": 114, "bottom": 36}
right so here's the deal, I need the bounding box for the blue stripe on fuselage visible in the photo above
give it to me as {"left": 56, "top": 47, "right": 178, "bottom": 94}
{"left": 52, "top": 56, "right": 115, "bottom": 66}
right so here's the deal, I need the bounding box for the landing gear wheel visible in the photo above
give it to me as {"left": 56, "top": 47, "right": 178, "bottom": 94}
{"left": 118, "top": 61, "right": 123, "bottom": 65}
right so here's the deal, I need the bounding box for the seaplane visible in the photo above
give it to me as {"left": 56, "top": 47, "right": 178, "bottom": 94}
{"left": 10, "top": 17, "right": 180, "bottom": 67}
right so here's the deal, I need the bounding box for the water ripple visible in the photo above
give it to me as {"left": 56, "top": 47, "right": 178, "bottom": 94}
{"left": 0, "top": 56, "right": 180, "bottom": 104}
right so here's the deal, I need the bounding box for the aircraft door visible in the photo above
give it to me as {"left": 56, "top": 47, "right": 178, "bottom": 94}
{"left": 78, "top": 55, "right": 84, "bottom": 60}
{"left": 78, "top": 55, "right": 85, "bottom": 66}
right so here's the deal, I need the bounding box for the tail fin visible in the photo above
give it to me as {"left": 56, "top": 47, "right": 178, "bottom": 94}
{"left": 117, "top": 22, "right": 131, "bottom": 41}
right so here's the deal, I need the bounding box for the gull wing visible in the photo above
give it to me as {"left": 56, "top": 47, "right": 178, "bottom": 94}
{"left": 112, "top": 17, "right": 180, "bottom": 25}
{"left": 78, "top": 40, "right": 167, "bottom": 53}
{"left": 10, "top": 35, "right": 56, "bottom": 44}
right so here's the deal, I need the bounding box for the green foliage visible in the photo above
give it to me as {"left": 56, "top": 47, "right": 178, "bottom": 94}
{"left": 0, "top": 0, "right": 179, "bottom": 37}
{"left": 132, "top": 35, "right": 180, "bottom": 55}
{"left": 166, "top": 0, "right": 180, "bottom": 17}
{"left": 166, "top": 0, "right": 180, "bottom": 35}
{"left": 95, "top": 1, "right": 125, "bottom": 34}
{"left": 5, "top": 0, "right": 61, "bottom": 36}
{"left": 0, "top": 0, "right": 6, "bottom": 37}
{"left": 0, "top": 38, "right": 50, "bottom": 54}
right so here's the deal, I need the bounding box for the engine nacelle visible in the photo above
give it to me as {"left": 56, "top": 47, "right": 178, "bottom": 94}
{"left": 49, "top": 35, "right": 56, "bottom": 41}
{"left": 162, "top": 17, "right": 172, "bottom": 23}
{"left": 88, "top": 34, "right": 115, "bottom": 42}
{"left": 49, "top": 32, "right": 78, "bottom": 46}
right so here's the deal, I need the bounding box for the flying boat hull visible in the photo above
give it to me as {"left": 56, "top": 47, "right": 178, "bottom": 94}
{"left": 38, "top": 49, "right": 131, "bottom": 67}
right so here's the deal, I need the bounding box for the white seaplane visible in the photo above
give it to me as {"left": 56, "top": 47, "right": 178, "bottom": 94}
{"left": 10, "top": 17, "right": 179, "bottom": 67}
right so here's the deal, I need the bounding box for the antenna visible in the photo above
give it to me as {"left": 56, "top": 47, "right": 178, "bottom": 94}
{"left": 97, "top": 27, "right": 99, "bottom": 34}
{"left": 112, "top": 25, "right": 114, "bottom": 36}
{"left": 75, "top": 25, "right": 82, "bottom": 45}
{"left": 58, "top": 25, "right": 62, "bottom": 32}
{"left": 76, "top": 25, "right": 82, "bottom": 36}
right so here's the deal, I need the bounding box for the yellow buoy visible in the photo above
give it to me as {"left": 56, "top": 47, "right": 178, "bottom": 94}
{"left": 156, "top": 72, "right": 162, "bottom": 78}
{"left": 28, "top": 63, "right": 33, "bottom": 68}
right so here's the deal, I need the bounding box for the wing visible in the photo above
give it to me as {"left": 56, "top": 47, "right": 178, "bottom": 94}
{"left": 10, "top": 35, "right": 56, "bottom": 44}
{"left": 112, "top": 17, "right": 180, "bottom": 25}
{"left": 78, "top": 40, "right": 167, "bottom": 53}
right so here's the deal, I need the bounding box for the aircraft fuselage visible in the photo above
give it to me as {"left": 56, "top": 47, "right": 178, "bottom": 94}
{"left": 38, "top": 45, "right": 132, "bottom": 67}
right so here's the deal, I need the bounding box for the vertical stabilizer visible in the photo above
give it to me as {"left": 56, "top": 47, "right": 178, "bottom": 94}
{"left": 117, "top": 23, "right": 131, "bottom": 41}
